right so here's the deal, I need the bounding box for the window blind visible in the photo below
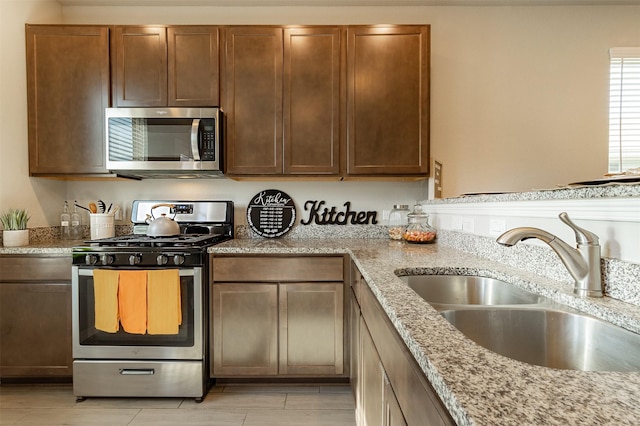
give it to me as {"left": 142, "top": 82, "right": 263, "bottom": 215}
{"left": 609, "top": 47, "right": 640, "bottom": 173}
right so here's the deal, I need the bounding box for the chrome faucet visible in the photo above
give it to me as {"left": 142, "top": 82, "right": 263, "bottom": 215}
{"left": 496, "top": 212, "right": 603, "bottom": 298}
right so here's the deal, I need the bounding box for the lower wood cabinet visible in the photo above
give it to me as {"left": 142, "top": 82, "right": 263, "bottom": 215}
{"left": 279, "top": 282, "right": 344, "bottom": 375}
{"left": 384, "top": 378, "right": 408, "bottom": 426}
{"left": 360, "top": 317, "right": 385, "bottom": 426}
{"left": 210, "top": 255, "right": 346, "bottom": 377}
{"left": 352, "top": 262, "right": 454, "bottom": 426}
{"left": 211, "top": 283, "right": 279, "bottom": 376}
{"left": 0, "top": 255, "right": 73, "bottom": 378}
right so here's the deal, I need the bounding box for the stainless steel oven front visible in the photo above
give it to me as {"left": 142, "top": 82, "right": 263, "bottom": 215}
{"left": 71, "top": 263, "right": 208, "bottom": 400}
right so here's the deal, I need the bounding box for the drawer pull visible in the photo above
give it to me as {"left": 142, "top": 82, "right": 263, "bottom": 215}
{"left": 119, "top": 368, "right": 155, "bottom": 375}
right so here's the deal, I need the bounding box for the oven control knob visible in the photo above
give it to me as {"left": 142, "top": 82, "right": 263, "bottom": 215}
{"left": 85, "top": 254, "right": 99, "bottom": 265}
{"left": 100, "top": 254, "right": 114, "bottom": 266}
{"left": 129, "top": 254, "right": 142, "bottom": 266}
{"left": 173, "top": 254, "right": 185, "bottom": 265}
{"left": 157, "top": 254, "right": 168, "bottom": 266}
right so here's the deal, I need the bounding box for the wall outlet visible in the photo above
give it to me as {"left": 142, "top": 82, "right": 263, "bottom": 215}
{"left": 382, "top": 210, "right": 390, "bottom": 221}
{"left": 114, "top": 205, "right": 124, "bottom": 221}
{"left": 451, "top": 216, "right": 463, "bottom": 230}
{"left": 462, "top": 217, "right": 475, "bottom": 233}
{"left": 489, "top": 219, "right": 507, "bottom": 237}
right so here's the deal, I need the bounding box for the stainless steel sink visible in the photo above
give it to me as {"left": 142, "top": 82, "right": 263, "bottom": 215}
{"left": 397, "top": 274, "right": 542, "bottom": 306}
{"left": 440, "top": 308, "right": 640, "bottom": 372}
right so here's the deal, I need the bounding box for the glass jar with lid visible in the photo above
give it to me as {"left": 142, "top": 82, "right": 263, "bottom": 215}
{"left": 388, "top": 204, "right": 410, "bottom": 240}
{"left": 403, "top": 204, "right": 437, "bottom": 244}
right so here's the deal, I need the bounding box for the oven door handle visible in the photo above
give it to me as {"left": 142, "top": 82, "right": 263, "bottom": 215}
{"left": 191, "top": 118, "right": 201, "bottom": 161}
{"left": 77, "top": 269, "right": 196, "bottom": 277}
{"left": 119, "top": 368, "right": 155, "bottom": 376}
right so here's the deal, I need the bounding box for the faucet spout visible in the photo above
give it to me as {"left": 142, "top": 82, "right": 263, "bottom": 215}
{"left": 496, "top": 213, "right": 603, "bottom": 298}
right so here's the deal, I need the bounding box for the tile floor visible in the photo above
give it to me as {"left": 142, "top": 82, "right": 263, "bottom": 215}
{"left": 0, "top": 383, "right": 357, "bottom": 425}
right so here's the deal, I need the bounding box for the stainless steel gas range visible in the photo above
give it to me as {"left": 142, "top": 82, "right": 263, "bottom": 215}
{"left": 71, "top": 200, "right": 233, "bottom": 402}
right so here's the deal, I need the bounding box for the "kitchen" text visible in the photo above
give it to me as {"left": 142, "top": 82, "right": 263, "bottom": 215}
{"left": 300, "top": 201, "right": 378, "bottom": 225}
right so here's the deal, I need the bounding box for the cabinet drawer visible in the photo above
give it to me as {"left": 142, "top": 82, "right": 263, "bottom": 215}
{"left": 212, "top": 256, "right": 343, "bottom": 282}
{"left": 0, "top": 255, "right": 71, "bottom": 282}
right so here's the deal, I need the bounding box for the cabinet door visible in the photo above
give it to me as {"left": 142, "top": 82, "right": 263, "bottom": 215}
{"left": 279, "top": 282, "right": 344, "bottom": 375}
{"left": 350, "top": 289, "right": 362, "bottom": 424}
{"left": 222, "top": 27, "right": 283, "bottom": 174}
{"left": 26, "top": 25, "right": 110, "bottom": 175}
{"left": 167, "top": 26, "right": 219, "bottom": 106}
{"left": 283, "top": 27, "right": 342, "bottom": 175}
{"left": 361, "top": 276, "right": 454, "bottom": 425}
{"left": 112, "top": 26, "right": 168, "bottom": 107}
{"left": 347, "top": 26, "right": 430, "bottom": 176}
{"left": 211, "top": 283, "right": 278, "bottom": 376}
{"left": 384, "top": 377, "right": 408, "bottom": 426}
{"left": 0, "top": 283, "right": 72, "bottom": 377}
{"left": 360, "top": 317, "right": 385, "bottom": 426}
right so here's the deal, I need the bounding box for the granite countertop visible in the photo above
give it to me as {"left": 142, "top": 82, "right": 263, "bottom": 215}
{"left": 3, "top": 237, "right": 640, "bottom": 424}
{"left": 211, "top": 238, "right": 640, "bottom": 426}
{"left": 0, "top": 239, "right": 81, "bottom": 254}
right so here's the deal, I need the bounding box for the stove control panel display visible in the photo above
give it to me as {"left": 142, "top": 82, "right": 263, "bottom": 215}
{"left": 171, "top": 204, "right": 194, "bottom": 215}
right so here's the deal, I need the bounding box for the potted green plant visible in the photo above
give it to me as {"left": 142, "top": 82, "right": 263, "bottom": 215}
{"left": 1, "top": 208, "right": 30, "bottom": 247}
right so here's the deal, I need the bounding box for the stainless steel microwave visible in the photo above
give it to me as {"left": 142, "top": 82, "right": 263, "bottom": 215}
{"left": 105, "top": 107, "right": 223, "bottom": 179}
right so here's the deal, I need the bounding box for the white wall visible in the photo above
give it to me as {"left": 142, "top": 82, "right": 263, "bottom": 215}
{"left": 0, "top": 1, "right": 65, "bottom": 226}
{"left": 2, "top": 1, "right": 639, "bottom": 230}
{"left": 60, "top": 3, "right": 640, "bottom": 197}
{"left": 424, "top": 197, "right": 640, "bottom": 264}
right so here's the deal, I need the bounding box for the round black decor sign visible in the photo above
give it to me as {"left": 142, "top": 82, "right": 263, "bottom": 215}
{"left": 247, "top": 189, "right": 296, "bottom": 238}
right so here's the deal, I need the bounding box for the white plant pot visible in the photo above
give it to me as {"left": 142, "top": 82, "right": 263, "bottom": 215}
{"left": 3, "top": 229, "right": 29, "bottom": 247}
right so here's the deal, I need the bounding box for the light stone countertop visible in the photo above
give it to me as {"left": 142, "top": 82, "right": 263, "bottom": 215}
{"left": 0, "top": 239, "right": 81, "bottom": 254}
{"left": 210, "top": 238, "right": 640, "bottom": 426}
{"left": 3, "top": 237, "right": 640, "bottom": 425}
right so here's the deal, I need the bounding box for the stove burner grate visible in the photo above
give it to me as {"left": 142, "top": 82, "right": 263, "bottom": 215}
{"left": 85, "top": 233, "right": 228, "bottom": 248}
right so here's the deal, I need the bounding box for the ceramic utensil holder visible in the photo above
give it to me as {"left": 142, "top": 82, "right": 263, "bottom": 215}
{"left": 90, "top": 213, "right": 115, "bottom": 240}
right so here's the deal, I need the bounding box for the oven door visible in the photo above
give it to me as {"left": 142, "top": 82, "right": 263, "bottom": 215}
{"left": 72, "top": 266, "right": 204, "bottom": 360}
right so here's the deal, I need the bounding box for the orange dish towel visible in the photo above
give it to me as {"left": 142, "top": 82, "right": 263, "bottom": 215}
{"left": 93, "top": 269, "right": 120, "bottom": 333}
{"left": 147, "top": 269, "right": 182, "bottom": 335}
{"left": 118, "top": 270, "right": 147, "bottom": 334}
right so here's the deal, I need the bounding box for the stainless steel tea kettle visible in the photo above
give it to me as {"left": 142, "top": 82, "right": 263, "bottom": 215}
{"left": 146, "top": 203, "right": 181, "bottom": 237}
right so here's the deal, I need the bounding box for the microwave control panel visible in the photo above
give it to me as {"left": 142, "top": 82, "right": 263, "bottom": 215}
{"left": 200, "top": 118, "right": 217, "bottom": 161}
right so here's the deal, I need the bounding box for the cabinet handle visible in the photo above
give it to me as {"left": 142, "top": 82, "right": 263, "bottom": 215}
{"left": 119, "top": 369, "right": 155, "bottom": 375}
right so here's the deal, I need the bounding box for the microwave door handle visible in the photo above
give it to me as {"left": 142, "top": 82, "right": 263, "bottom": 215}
{"left": 190, "top": 118, "right": 201, "bottom": 161}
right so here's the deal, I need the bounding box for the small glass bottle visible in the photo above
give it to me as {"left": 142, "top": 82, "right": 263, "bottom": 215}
{"left": 403, "top": 204, "right": 437, "bottom": 244}
{"left": 388, "top": 204, "right": 409, "bottom": 240}
{"left": 60, "top": 201, "right": 70, "bottom": 240}
{"left": 70, "top": 201, "right": 82, "bottom": 240}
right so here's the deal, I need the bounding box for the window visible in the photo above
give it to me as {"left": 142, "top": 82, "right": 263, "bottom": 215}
{"left": 609, "top": 48, "right": 640, "bottom": 173}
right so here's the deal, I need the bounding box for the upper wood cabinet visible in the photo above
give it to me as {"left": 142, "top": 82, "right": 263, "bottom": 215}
{"left": 222, "top": 26, "right": 342, "bottom": 176}
{"left": 112, "top": 25, "right": 219, "bottom": 107}
{"left": 222, "top": 27, "right": 284, "bottom": 175}
{"left": 346, "top": 26, "right": 430, "bottom": 176}
{"left": 223, "top": 25, "right": 429, "bottom": 179}
{"left": 26, "top": 25, "right": 111, "bottom": 175}
{"left": 283, "top": 27, "right": 342, "bottom": 175}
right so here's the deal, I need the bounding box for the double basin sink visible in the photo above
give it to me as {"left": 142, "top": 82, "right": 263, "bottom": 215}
{"left": 396, "top": 274, "right": 640, "bottom": 372}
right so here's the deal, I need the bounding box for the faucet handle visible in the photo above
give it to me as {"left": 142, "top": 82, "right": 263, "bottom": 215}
{"left": 559, "top": 212, "right": 599, "bottom": 245}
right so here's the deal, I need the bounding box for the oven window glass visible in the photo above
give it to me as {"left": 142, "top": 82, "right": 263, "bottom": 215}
{"left": 77, "top": 272, "right": 195, "bottom": 347}
{"left": 108, "top": 118, "right": 195, "bottom": 162}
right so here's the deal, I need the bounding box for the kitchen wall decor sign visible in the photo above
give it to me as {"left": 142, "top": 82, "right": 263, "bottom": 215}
{"left": 300, "top": 201, "right": 378, "bottom": 225}
{"left": 247, "top": 189, "right": 296, "bottom": 238}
